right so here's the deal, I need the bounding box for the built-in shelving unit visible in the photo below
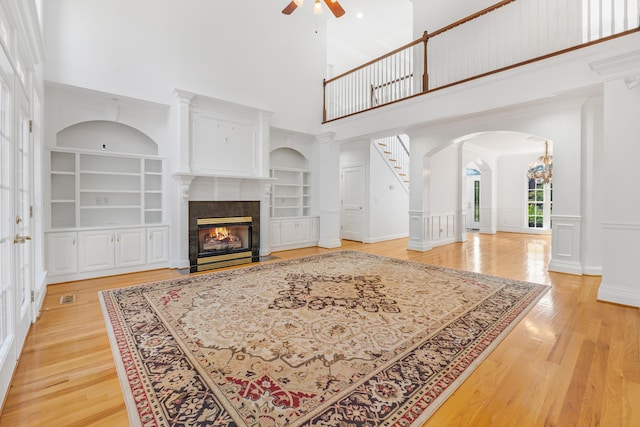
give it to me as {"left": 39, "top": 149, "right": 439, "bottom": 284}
{"left": 270, "top": 168, "right": 312, "bottom": 218}
{"left": 46, "top": 149, "right": 169, "bottom": 284}
{"left": 49, "top": 149, "right": 164, "bottom": 229}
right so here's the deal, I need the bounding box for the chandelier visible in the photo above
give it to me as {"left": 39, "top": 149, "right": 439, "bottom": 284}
{"left": 527, "top": 140, "right": 553, "bottom": 184}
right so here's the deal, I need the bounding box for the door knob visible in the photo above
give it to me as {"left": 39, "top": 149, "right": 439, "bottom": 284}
{"left": 14, "top": 234, "right": 32, "bottom": 244}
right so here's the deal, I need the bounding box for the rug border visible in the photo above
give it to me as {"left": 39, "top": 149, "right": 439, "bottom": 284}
{"left": 99, "top": 250, "right": 551, "bottom": 427}
{"left": 407, "top": 280, "right": 549, "bottom": 426}
{"left": 99, "top": 291, "right": 143, "bottom": 427}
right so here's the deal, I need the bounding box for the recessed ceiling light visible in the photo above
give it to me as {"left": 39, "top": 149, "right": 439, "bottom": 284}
{"left": 356, "top": 12, "right": 364, "bottom": 19}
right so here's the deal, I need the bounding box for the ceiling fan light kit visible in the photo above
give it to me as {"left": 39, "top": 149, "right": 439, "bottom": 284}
{"left": 282, "top": 0, "right": 345, "bottom": 18}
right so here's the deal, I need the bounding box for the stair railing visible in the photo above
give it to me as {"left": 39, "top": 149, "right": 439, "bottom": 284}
{"left": 323, "top": 0, "right": 640, "bottom": 123}
{"left": 374, "top": 136, "right": 410, "bottom": 191}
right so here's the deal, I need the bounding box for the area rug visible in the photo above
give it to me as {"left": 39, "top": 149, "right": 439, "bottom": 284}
{"left": 99, "top": 251, "right": 549, "bottom": 427}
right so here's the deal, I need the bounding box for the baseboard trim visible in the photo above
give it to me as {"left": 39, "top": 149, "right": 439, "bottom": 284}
{"left": 548, "top": 259, "right": 583, "bottom": 276}
{"left": 408, "top": 240, "right": 433, "bottom": 252}
{"left": 598, "top": 282, "right": 640, "bottom": 308}
{"left": 318, "top": 239, "right": 342, "bottom": 249}
{"left": 363, "top": 233, "right": 409, "bottom": 244}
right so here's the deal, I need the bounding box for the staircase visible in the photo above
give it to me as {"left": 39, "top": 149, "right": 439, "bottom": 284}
{"left": 373, "top": 135, "right": 410, "bottom": 192}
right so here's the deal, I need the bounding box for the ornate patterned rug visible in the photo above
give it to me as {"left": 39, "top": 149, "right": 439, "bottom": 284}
{"left": 99, "top": 251, "right": 549, "bottom": 427}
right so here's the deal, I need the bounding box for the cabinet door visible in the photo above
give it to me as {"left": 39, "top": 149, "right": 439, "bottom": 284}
{"left": 147, "top": 227, "right": 169, "bottom": 264}
{"left": 78, "top": 230, "right": 115, "bottom": 272}
{"left": 311, "top": 217, "right": 320, "bottom": 242}
{"left": 270, "top": 220, "right": 282, "bottom": 248}
{"left": 46, "top": 232, "right": 77, "bottom": 276}
{"left": 115, "top": 228, "right": 146, "bottom": 268}
{"left": 280, "top": 220, "right": 298, "bottom": 246}
{"left": 295, "top": 218, "right": 311, "bottom": 244}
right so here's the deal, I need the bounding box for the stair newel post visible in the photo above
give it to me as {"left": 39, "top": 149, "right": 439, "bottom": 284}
{"left": 322, "top": 78, "right": 327, "bottom": 123}
{"left": 422, "top": 31, "right": 429, "bottom": 93}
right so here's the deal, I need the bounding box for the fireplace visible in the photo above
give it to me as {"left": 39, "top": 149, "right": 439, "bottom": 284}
{"left": 189, "top": 201, "right": 260, "bottom": 272}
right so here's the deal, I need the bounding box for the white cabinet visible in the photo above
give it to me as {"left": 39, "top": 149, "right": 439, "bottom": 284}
{"left": 78, "top": 230, "right": 115, "bottom": 272}
{"left": 78, "top": 228, "right": 145, "bottom": 272}
{"left": 269, "top": 221, "right": 282, "bottom": 248}
{"left": 147, "top": 227, "right": 169, "bottom": 264}
{"left": 46, "top": 226, "right": 168, "bottom": 283}
{"left": 115, "top": 228, "right": 146, "bottom": 268}
{"left": 270, "top": 217, "right": 319, "bottom": 252}
{"left": 45, "top": 232, "right": 77, "bottom": 276}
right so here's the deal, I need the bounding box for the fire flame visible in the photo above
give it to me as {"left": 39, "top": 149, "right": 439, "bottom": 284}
{"left": 210, "top": 227, "right": 232, "bottom": 240}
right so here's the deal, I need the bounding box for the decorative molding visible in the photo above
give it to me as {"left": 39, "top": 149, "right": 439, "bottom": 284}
{"left": 548, "top": 259, "right": 583, "bottom": 276}
{"left": 173, "top": 89, "right": 196, "bottom": 104}
{"left": 173, "top": 174, "right": 196, "bottom": 204}
{"left": 589, "top": 49, "right": 640, "bottom": 79}
{"left": 598, "top": 282, "right": 640, "bottom": 308}
{"left": 601, "top": 222, "right": 640, "bottom": 230}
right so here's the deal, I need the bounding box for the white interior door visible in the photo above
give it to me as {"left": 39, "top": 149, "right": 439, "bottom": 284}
{"left": 341, "top": 165, "right": 364, "bottom": 242}
{"left": 466, "top": 175, "right": 481, "bottom": 230}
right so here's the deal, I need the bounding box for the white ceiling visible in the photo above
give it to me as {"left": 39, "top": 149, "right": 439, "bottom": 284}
{"left": 463, "top": 132, "right": 551, "bottom": 156}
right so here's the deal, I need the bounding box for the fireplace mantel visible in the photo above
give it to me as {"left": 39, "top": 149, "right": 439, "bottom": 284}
{"left": 173, "top": 172, "right": 275, "bottom": 203}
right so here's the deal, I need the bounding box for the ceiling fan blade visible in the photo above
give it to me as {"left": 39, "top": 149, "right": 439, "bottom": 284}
{"left": 323, "top": 0, "right": 345, "bottom": 18}
{"left": 282, "top": 1, "right": 299, "bottom": 15}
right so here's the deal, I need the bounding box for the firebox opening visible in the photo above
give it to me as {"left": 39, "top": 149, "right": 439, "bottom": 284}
{"left": 199, "top": 225, "right": 249, "bottom": 254}
{"left": 195, "top": 216, "right": 253, "bottom": 271}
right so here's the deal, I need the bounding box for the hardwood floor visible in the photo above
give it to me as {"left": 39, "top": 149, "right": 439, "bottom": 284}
{"left": 1, "top": 232, "right": 639, "bottom": 426}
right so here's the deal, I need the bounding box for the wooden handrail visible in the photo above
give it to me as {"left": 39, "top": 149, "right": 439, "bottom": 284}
{"left": 429, "top": 0, "right": 517, "bottom": 38}
{"left": 322, "top": 0, "right": 640, "bottom": 123}
{"left": 324, "top": 33, "right": 428, "bottom": 86}
{"left": 323, "top": 27, "right": 640, "bottom": 124}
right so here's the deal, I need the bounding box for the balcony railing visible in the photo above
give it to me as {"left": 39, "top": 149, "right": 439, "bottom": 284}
{"left": 323, "top": 0, "right": 640, "bottom": 123}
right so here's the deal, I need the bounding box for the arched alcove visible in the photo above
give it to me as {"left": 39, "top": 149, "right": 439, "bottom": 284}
{"left": 57, "top": 120, "right": 158, "bottom": 156}
{"left": 270, "top": 147, "right": 309, "bottom": 170}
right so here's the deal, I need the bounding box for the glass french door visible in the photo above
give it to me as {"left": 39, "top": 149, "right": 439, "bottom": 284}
{"left": 14, "top": 82, "right": 33, "bottom": 351}
{"left": 0, "top": 45, "right": 16, "bottom": 402}
{"left": 0, "top": 46, "right": 33, "bottom": 402}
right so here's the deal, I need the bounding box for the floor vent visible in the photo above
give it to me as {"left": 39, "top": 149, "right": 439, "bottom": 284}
{"left": 59, "top": 294, "right": 76, "bottom": 304}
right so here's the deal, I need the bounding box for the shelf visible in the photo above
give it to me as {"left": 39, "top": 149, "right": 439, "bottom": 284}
{"left": 270, "top": 167, "right": 312, "bottom": 219}
{"left": 80, "top": 205, "right": 141, "bottom": 210}
{"left": 50, "top": 149, "right": 164, "bottom": 228}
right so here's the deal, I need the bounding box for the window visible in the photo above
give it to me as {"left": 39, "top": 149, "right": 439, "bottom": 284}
{"left": 527, "top": 178, "right": 552, "bottom": 229}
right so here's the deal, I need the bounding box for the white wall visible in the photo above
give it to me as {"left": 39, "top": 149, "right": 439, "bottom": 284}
{"left": 44, "top": 0, "right": 327, "bottom": 134}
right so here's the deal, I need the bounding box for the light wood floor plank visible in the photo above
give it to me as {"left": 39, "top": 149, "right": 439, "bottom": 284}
{"left": 1, "top": 233, "right": 639, "bottom": 426}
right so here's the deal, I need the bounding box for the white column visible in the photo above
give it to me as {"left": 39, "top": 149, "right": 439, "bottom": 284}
{"left": 172, "top": 174, "right": 195, "bottom": 269}
{"left": 316, "top": 132, "right": 341, "bottom": 248}
{"left": 454, "top": 141, "right": 466, "bottom": 242}
{"left": 259, "top": 181, "right": 272, "bottom": 256}
{"left": 173, "top": 89, "right": 195, "bottom": 173}
{"left": 405, "top": 131, "right": 440, "bottom": 251}
{"left": 597, "top": 76, "right": 640, "bottom": 307}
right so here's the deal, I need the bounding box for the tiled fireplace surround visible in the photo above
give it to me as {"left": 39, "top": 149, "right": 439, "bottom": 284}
{"left": 188, "top": 201, "right": 260, "bottom": 272}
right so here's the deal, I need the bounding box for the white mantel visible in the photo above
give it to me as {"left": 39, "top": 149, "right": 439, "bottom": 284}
{"left": 171, "top": 91, "right": 275, "bottom": 268}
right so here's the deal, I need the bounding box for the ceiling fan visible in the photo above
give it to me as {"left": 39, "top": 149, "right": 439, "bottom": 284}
{"left": 282, "top": 0, "right": 346, "bottom": 18}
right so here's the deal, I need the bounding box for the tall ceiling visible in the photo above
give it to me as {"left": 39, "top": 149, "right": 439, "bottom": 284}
{"left": 322, "top": 0, "right": 547, "bottom": 156}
